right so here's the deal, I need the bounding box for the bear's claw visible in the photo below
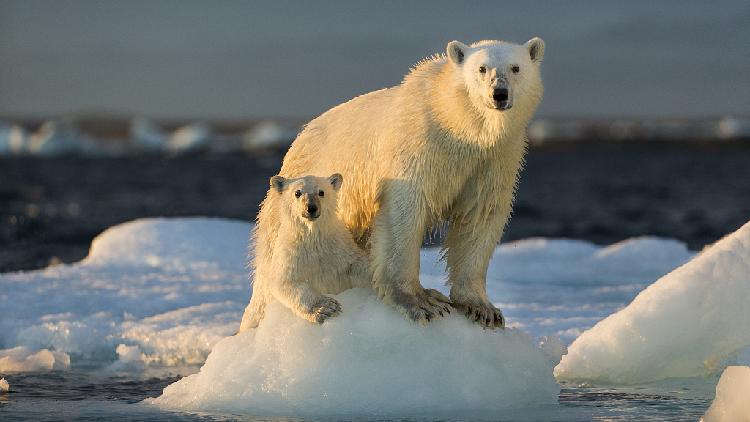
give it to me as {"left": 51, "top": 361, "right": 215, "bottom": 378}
{"left": 389, "top": 288, "right": 451, "bottom": 325}
{"left": 312, "top": 296, "right": 342, "bottom": 324}
{"left": 452, "top": 301, "right": 504, "bottom": 330}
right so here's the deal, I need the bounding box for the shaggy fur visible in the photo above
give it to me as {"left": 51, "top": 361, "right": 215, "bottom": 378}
{"left": 256, "top": 38, "right": 544, "bottom": 329}
{"left": 237, "top": 174, "right": 371, "bottom": 333}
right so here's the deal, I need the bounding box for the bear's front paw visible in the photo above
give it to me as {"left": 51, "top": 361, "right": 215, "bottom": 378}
{"left": 310, "top": 296, "right": 342, "bottom": 324}
{"left": 451, "top": 300, "right": 504, "bottom": 330}
{"left": 387, "top": 288, "right": 452, "bottom": 325}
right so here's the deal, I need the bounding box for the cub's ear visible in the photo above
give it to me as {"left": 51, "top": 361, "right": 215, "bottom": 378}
{"left": 328, "top": 173, "right": 343, "bottom": 191}
{"left": 526, "top": 37, "right": 545, "bottom": 63}
{"left": 447, "top": 41, "right": 468, "bottom": 65}
{"left": 271, "top": 175, "right": 288, "bottom": 193}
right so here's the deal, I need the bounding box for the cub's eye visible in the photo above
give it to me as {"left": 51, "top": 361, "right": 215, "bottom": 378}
{"left": 319, "top": 190, "right": 325, "bottom": 197}
{"left": 479, "top": 66, "right": 487, "bottom": 74}
{"left": 294, "top": 190, "right": 301, "bottom": 198}
{"left": 511, "top": 65, "right": 520, "bottom": 74}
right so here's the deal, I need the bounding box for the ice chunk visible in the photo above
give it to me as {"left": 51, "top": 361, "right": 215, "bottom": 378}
{"left": 243, "top": 121, "right": 298, "bottom": 151}
{"left": 167, "top": 123, "right": 212, "bottom": 154}
{"left": 701, "top": 366, "right": 750, "bottom": 422}
{"left": 555, "top": 221, "right": 750, "bottom": 384}
{"left": 0, "top": 378, "right": 8, "bottom": 392}
{"left": 0, "top": 347, "right": 70, "bottom": 372}
{"left": 150, "top": 289, "right": 561, "bottom": 417}
{"left": 107, "top": 344, "right": 147, "bottom": 372}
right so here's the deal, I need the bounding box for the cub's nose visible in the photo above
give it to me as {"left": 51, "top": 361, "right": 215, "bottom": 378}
{"left": 306, "top": 204, "right": 318, "bottom": 215}
{"left": 492, "top": 88, "right": 509, "bottom": 103}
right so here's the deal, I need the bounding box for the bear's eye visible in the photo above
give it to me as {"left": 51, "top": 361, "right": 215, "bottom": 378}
{"left": 479, "top": 66, "right": 487, "bottom": 74}
{"left": 318, "top": 190, "right": 324, "bottom": 197}
{"left": 294, "top": 190, "right": 301, "bottom": 198}
{"left": 511, "top": 65, "right": 520, "bottom": 74}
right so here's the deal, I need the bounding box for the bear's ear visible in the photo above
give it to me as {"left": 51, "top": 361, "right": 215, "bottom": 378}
{"left": 525, "top": 37, "right": 545, "bottom": 63}
{"left": 271, "top": 175, "right": 287, "bottom": 193}
{"left": 447, "top": 41, "right": 468, "bottom": 65}
{"left": 328, "top": 173, "right": 343, "bottom": 191}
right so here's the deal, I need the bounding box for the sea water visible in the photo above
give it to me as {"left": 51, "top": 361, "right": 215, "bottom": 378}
{"left": 2, "top": 218, "right": 749, "bottom": 421}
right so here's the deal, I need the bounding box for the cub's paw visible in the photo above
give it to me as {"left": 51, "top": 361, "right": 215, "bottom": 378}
{"left": 388, "top": 288, "right": 452, "bottom": 325}
{"left": 310, "top": 296, "right": 342, "bottom": 324}
{"left": 451, "top": 299, "right": 504, "bottom": 330}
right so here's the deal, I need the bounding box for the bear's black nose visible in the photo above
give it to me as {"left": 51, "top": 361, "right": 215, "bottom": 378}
{"left": 307, "top": 204, "right": 318, "bottom": 215}
{"left": 493, "top": 88, "right": 509, "bottom": 103}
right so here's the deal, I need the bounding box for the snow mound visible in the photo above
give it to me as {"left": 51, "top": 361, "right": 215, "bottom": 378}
{"left": 0, "top": 347, "right": 70, "bottom": 372}
{"left": 555, "top": 221, "right": 750, "bottom": 384}
{"left": 84, "top": 217, "right": 249, "bottom": 269}
{"left": 701, "top": 366, "right": 750, "bottom": 422}
{"left": 149, "top": 289, "right": 563, "bottom": 417}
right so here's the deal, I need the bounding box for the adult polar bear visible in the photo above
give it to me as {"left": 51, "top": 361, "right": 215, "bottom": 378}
{"left": 274, "top": 38, "right": 544, "bottom": 329}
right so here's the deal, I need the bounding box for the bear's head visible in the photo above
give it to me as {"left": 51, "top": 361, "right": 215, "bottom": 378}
{"left": 447, "top": 38, "right": 544, "bottom": 113}
{"left": 271, "top": 173, "right": 343, "bottom": 224}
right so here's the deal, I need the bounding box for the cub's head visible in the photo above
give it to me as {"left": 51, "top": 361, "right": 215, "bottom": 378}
{"left": 271, "top": 173, "right": 343, "bottom": 224}
{"left": 447, "top": 38, "right": 544, "bottom": 113}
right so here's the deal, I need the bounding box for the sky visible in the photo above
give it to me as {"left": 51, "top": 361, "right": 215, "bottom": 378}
{"left": 1, "top": 0, "right": 749, "bottom": 121}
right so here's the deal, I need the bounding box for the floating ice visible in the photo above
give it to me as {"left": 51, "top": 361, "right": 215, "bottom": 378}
{"left": 149, "top": 288, "right": 562, "bottom": 417}
{"left": 166, "top": 123, "right": 212, "bottom": 153}
{"left": 555, "top": 221, "right": 750, "bottom": 384}
{"left": 106, "top": 344, "right": 148, "bottom": 373}
{"left": 0, "top": 346, "right": 70, "bottom": 372}
{"left": 701, "top": 366, "right": 750, "bottom": 422}
{"left": 0, "top": 377, "right": 8, "bottom": 392}
{"left": 0, "top": 217, "right": 696, "bottom": 375}
{"left": 0, "top": 218, "right": 249, "bottom": 370}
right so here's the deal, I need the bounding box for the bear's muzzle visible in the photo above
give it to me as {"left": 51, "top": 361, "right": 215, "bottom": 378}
{"left": 492, "top": 87, "right": 511, "bottom": 110}
{"left": 303, "top": 199, "right": 320, "bottom": 221}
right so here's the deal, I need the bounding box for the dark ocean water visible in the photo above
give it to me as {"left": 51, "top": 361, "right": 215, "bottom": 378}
{"left": 0, "top": 371, "right": 718, "bottom": 421}
{"left": 2, "top": 143, "right": 750, "bottom": 273}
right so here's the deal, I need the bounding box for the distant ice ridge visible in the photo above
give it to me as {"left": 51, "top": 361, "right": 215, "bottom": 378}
{"left": 0, "top": 117, "right": 301, "bottom": 157}
{"left": 556, "top": 220, "right": 750, "bottom": 384}
{"left": 149, "top": 289, "right": 563, "bottom": 416}
{"left": 3, "top": 116, "right": 750, "bottom": 157}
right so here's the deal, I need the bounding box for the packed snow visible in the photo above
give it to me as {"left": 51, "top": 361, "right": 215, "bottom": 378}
{"left": 701, "top": 366, "right": 750, "bottom": 422}
{"left": 555, "top": 221, "right": 750, "bottom": 385}
{"left": 2, "top": 216, "right": 750, "bottom": 416}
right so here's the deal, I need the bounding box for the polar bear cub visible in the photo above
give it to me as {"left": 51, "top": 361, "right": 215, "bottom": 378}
{"left": 237, "top": 173, "right": 371, "bottom": 333}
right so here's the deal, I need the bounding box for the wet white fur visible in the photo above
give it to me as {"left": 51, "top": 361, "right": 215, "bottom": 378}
{"left": 258, "top": 39, "right": 544, "bottom": 328}
{"left": 237, "top": 174, "right": 371, "bottom": 332}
